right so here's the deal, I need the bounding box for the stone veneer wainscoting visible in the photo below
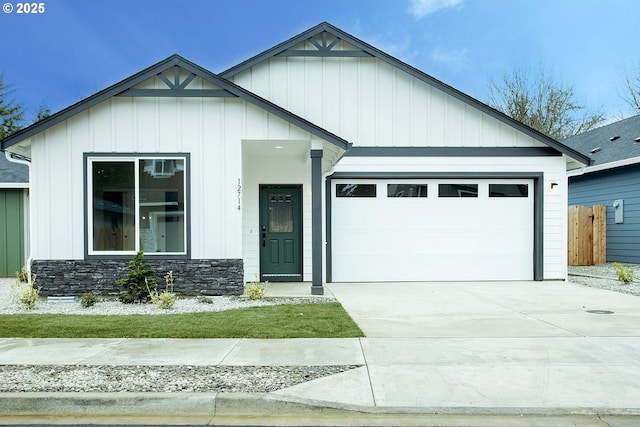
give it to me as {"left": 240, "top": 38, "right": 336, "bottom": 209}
{"left": 30, "top": 259, "right": 244, "bottom": 297}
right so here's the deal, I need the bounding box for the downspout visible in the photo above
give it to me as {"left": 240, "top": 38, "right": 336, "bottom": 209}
{"left": 4, "top": 150, "right": 33, "bottom": 283}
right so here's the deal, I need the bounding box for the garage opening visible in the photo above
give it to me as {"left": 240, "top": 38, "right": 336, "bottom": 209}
{"left": 330, "top": 178, "right": 535, "bottom": 282}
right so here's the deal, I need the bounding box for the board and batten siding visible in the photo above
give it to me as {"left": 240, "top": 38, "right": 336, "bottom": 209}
{"left": 0, "top": 189, "right": 26, "bottom": 277}
{"left": 26, "top": 73, "right": 319, "bottom": 261}
{"left": 334, "top": 155, "right": 569, "bottom": 280}
{"left": 569, "top": 165, "right": 640, "bottom": 263}
{"left": 229, "top": 53, "right": 548, "bottom": 150}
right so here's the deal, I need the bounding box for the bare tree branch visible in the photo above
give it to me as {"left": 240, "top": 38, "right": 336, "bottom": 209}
{"left": 487, "top": 66, "right": 604, "bottom": 141}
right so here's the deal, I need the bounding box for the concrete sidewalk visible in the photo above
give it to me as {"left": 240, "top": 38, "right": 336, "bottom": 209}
{"left": 1, "top": 280, "right": 640, "bottom": 426}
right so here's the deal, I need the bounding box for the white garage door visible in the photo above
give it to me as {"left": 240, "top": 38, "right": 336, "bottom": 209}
{"left": 331, "top": 179, "right": 534, "bottom": 282}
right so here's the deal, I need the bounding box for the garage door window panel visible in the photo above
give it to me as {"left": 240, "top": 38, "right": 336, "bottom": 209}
{"left": 489, "top": 184, "right": 528, "bottom": 197}
{"left": 336, "top": 184, "right": 376, "bottom": 197}
{"left": 387, "top": 184, "right": 428, "bottom": 198}
{"left": 438, "top": 184, "right": 478, "bottom": 198}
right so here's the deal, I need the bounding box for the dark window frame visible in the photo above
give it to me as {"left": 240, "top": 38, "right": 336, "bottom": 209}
{"left": 83, "top": 152, "right": 191, "bottom": 260}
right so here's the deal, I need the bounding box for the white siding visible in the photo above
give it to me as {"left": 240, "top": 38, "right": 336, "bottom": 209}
{"left": 27, "top": 89, "right": 319, "bottom": 261}
{"left": 229, "top": 56, "right": 548, "bottom": 149}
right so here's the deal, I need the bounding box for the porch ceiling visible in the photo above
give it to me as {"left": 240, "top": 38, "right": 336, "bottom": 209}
{"left": 242, "top": 140, "right": 310, "bottom": 159}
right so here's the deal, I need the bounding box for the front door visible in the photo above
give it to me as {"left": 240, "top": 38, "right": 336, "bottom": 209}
{"left": 259, "top": 185, "right": 302, "bottom": 281}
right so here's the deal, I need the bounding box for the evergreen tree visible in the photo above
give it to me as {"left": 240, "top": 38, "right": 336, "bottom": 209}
{"left": 0, "top": 75, "right": 25, "bottom": 139}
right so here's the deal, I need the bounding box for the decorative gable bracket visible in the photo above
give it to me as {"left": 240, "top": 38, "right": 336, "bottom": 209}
{"left": 116, "top": 66, "right": 237, "bottom": 98}
{"left": 277, "top": 31, "right": 373, "bottom": 58}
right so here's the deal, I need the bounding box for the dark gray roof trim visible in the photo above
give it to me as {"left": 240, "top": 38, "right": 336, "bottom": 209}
{"left": 222, "top": 22, "right": 590, "bottom": 166}
{"left": 1, "top": 55, "right": 351, "bottom": 152}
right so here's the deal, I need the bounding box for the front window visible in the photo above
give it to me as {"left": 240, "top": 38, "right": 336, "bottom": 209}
{"left": 88, "top": 156, "right": 188, "bottom": 255}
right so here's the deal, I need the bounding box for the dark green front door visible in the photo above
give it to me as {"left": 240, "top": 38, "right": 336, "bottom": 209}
{"left": 260, "top": 185, "right": 302, "bottom": 281}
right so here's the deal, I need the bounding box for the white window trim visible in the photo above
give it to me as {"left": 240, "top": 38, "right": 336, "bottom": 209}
{"left": 86, "top": 155, "right": 188, "bottom": 256}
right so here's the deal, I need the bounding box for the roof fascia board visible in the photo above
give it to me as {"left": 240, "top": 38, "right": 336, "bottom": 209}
{"left": 221, "top": 22, "right": 590, "bottom": 166}
{"left": 567, "top": 155, "right": 640, "bottom": 177}
{"left": 0, "top": 182, "right": 29, "bottom": 188}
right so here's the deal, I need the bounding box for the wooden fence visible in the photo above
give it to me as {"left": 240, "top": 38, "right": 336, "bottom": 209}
{"left": 568, "top": 205, "right": 606, "bottom": 266}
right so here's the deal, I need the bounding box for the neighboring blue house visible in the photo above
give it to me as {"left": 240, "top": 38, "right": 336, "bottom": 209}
{"left": 565, "top": 114, "right": 640, "bottom": 263}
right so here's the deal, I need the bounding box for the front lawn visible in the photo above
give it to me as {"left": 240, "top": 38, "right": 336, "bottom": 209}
{"left": 0, "top": 303, "right": 364, "bottom": 338}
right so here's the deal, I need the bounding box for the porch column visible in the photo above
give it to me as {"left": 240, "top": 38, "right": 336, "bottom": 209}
{"left": 310, "top": 147, "right": 324, "bottom": 295}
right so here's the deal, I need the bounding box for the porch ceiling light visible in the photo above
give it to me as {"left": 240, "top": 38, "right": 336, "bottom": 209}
{"left": 275, "top": 145, "right": 284, "bottom": 149}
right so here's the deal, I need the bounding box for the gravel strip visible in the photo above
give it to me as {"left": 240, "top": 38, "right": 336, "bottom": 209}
{"left": 0, "top": 295, "right": 334, "bottom": 316}
{"left": 568, "top": 263, "right": 640, "bottom": 297}
{"left": 0, "top": 365, "right": 362, "bottom": 393}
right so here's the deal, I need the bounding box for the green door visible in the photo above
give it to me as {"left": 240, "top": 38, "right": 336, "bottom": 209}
{"left": 0, "top": 189, "right": 25, "bottom": 277}
{"left": 260, "top": 185, "right": 302, "bottom": 281}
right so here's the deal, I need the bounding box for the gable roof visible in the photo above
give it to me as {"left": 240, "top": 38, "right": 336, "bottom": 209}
{"left": 0, "top": 152, "right": 28, "bottom": 184}
{"left": 222, "top": 22, "right": 591, "bottom": 165}
{"left": 563, "top": 114, "right": 640, "bottom": 168}
{"left": 0, "top": 54, "right": 351, "bottom": 152}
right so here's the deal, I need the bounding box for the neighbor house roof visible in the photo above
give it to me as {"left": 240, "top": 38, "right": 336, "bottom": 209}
{"left": 0, "top": 55, "right": 351, "bottom": 153}
{"left": 0, "top": 152, "right": 29, "bottom": 186}
{"left": 563, "top": 114, "right": 640, "bottom": 169}
{"left": 222, "top": 22, "right": 591, "bottom": 166}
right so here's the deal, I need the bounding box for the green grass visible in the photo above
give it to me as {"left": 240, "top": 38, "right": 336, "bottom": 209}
{"left": 0, "top": 303, "right": 364, "bottom": 338}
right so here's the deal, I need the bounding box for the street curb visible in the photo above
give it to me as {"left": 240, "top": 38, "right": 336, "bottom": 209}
{"left": 2, "top": 392, "right": 640, "bottom": 418}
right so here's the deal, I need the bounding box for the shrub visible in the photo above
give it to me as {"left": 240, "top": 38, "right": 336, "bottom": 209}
{"left": 117, "top": 251, "right": 158, "bottom": 304}
{"left": 12, "top": 275, "right": 40, "bottom": 310}
{"left": 80, "top": 292, "right": 100, "bottom": 308}
{"left": 197, "top": 295, "right": 214, "bottom": 304}
{"left": 15, "top": 266, "right": 29, "bottom": 283}
{"left": 149, "top": 271, "right": 176, "bottom": 310}
{"left": 613, "top": 262, "right": 634, "bottom": 284}
{"left": 245, "top": 275, "right": 268, "bottom": 300}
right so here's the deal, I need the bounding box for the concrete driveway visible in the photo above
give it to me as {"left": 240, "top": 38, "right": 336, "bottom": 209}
{"left": 326, "top": 280, "right": 640, "bottom": 338}
{"left": 317, "top": 280, "right": 640, "bottom": 414}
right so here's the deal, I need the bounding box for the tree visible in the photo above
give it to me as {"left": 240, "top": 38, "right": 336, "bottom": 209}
{"left": 33, "top": 103, "right": 51, "bottom": 122}
{"left": 0, "top": 75, "right": 25, "bottom": 139}
{"left": 487, "top": 66, "right": 604, "bottom": 141}
{"left": 621, "top": 62, "right": 640, "bottom": 114}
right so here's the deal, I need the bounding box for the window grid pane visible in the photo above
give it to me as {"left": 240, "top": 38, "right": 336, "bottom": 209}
{"left": 489, "top": 184, "right": 529, "bottom": 197}
{"left": 269, "top": 194, "right": 294, "bottom": 233}
{"left": 336, "top": 184, "right": 377, "bottom": 197}
{"left": 438, "top": 184, "right": 478, "bottom": 198}
{"left": 92, "top": 161, "right": 136, "bottom": 251}
{"left": 387, "top": 184, "right": 428, "bottom": 198}
{"left": 139, "top": 159, "right": 185, "bottom": 253}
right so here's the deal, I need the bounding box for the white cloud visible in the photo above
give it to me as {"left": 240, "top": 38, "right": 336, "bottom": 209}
{"left": 430, "top": 47, "right": 468, "bottom": 72}
{"left": 409, "top": 0, "right": 465, "bottom": 19}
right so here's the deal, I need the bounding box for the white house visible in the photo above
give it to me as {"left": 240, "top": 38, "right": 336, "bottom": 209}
{"left": 0, "top": 22, "right": 590, "bottom": 296}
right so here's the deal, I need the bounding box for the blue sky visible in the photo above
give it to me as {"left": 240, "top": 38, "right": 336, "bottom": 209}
{"left": 1, "top": 0, "right": 639, "bottom": 124}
